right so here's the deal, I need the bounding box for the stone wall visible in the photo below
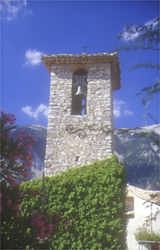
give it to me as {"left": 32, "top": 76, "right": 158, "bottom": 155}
{"left": 45, "top": 62, "right": 113, "bottom": 175}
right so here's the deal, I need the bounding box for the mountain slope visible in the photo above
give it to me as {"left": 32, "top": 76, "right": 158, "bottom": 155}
{"left": 18, "top": 124, "right": 160, "bottom": 190}
{"left": 114, "top": 125, "right": 160, "bottom": 190}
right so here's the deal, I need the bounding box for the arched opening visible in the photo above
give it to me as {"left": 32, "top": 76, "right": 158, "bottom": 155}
{"left": 71, "top": 69, "right": 87, "bottom": 115}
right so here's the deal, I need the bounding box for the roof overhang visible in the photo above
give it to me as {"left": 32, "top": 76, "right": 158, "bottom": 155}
{"left": 127, "top": 184, "right": 160, "bottom": 206}
{"left": 42, "top": 52, "right": 120, "bottom": 90}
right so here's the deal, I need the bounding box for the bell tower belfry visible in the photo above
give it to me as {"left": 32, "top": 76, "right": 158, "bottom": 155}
{"left": 42, "top": 52, "right": 120, "bottom": 175}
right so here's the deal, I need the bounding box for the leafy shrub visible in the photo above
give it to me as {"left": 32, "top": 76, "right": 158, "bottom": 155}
{"left": 1, "top": 156, "right": 126, "bottom": 250}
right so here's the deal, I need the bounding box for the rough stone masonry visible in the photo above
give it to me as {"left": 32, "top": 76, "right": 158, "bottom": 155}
{"left": 42, "top": 52, "right": 120, "bottom": 176}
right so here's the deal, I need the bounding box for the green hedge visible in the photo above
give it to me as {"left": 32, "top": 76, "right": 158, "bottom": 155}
{"left": 1, "top": 156, "right": 126, "bottom": 250}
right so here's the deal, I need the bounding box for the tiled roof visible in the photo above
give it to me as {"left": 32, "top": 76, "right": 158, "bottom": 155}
{"left": 42, "top": 52, "right": 118, "bottom": 64}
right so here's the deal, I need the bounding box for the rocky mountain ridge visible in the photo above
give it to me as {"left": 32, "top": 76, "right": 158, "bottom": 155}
{"left": 19, "top": 124, "right": 160, "bottom": 190}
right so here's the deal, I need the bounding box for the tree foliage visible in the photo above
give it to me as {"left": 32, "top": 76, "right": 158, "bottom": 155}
{"left": 118, "top": 17, "right": 160, "bottom": 121}
{"left": 0, "top": 111, "right": 34, "bottom": 186}
{"left": 119, "top": 17, "right": 160, "bottom": 51}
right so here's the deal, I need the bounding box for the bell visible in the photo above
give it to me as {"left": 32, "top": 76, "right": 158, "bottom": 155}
{"left": 75, "top": 86, "right": 82, "bottom": 96}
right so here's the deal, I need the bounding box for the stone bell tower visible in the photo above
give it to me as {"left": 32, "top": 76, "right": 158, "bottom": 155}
{"left": 42, "top": 52, "right": 120, "bottom": 176}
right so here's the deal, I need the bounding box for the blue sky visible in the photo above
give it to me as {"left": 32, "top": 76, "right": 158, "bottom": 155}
{"left": 0, "top": 0, "right": 159, "bottom": 128}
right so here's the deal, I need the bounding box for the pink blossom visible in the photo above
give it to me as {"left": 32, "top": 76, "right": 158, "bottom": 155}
{"left": 31, "top": 212, "right": 59, "bottom": 240}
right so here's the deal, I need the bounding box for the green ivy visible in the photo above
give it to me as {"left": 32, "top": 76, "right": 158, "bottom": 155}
{"left": 1, "top": 156, "right": 126, "bottom": 250}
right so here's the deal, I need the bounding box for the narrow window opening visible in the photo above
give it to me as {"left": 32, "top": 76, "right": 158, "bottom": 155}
{"left": 125, "top": 196, "right": 134, "bottom": 217}
{"left": 72, "top": 69, "right": 87, "bottom": 115}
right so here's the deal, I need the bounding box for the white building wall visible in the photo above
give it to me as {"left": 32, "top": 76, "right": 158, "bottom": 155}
{"left": 127, "top": 188, "right": 160, "bottom": 250}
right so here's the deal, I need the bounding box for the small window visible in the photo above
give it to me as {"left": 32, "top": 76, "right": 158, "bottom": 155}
{"left": 125, "top": 197, "right": 134, "bottom": 217}
{"left": 71, "top": 69, "right": 87, "bottom": 115}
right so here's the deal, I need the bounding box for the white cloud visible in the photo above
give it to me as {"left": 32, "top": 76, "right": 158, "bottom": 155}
{"left": 0, "top": 0, "right": 27, "bottom": 21}
{"left": 25, "top": 49, "right": 43, "bottom": 66}
{"left": 22, "top": 104, "right": 48, "bottom": 119}
{"left": 121, "top": 29, "right": 140, "bottom": 42}
{"left": 113, "top": 99, "right": 133, "bottom": 118}
{"left": 121, "top": 17, "right": 159, "bottom": 42}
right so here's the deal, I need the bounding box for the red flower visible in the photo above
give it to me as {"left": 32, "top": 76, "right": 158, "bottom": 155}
{"left": 31, "top": 212, "right": 60, "bottom": 241}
